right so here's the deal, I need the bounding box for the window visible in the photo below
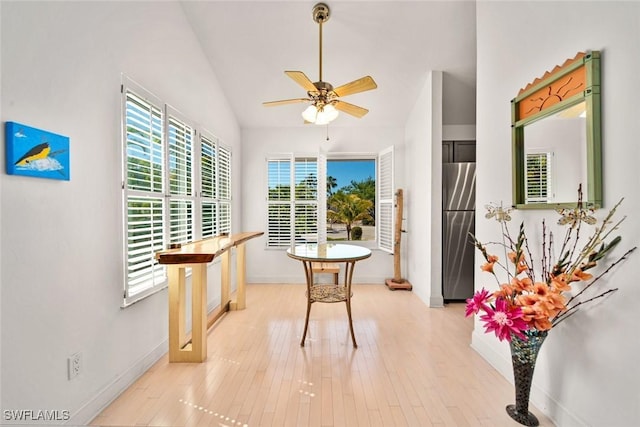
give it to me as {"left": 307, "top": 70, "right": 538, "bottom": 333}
{"left": 326, "top": 159, "right": 376, "bottom": 242}
{"left": 266, "top": 156, "right": 318, "bottom": 247}
{"left": 266, "top": 147, "right": 393, "bottom": 251}
{"left": 377, "top": 147, "right": 394, "bottom": 253}
{"left": 525, "top": 151, "right": 552, "bottom": 203}
{"left": 200, "top": 132, "right": 232, "bottom": 239}
{"left": 121, "top": 77, "right": 231, "bottom": 305}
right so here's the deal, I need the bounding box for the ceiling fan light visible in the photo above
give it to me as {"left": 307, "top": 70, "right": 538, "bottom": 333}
{"left": 319, "top": 104, "right": 339, "bottom": 123}
{"left": 302, "top": 105, "right": 318, "bottom": 122}
{"left": 302, "top": 104, "right": 339, "bottom": 125}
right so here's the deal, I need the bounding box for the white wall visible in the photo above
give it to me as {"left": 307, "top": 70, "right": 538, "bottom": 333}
{"left": 403, "top": 72, "right": 443, "bottom": 306}
{"left": 241, "top": 126, "right": 404, "bottom": 284}
{"left": 1, "top": 2, "right": 240, "bottom": 424}
{"left": 476, "top": 2, "right": 640, "bottom": 426}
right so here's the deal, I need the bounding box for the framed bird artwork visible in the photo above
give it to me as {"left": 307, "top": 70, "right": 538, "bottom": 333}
{"left": 5, "top": 121, "right": 70, "bottom": 181}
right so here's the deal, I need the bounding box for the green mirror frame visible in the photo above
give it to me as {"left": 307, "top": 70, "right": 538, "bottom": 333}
{"left": 512, "top": 51, "right": 602, "bottom": 209}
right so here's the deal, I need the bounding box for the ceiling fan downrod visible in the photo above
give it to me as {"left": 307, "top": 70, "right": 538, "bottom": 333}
{"left": 313, "top": 3, "right": 330, "bottom": 83}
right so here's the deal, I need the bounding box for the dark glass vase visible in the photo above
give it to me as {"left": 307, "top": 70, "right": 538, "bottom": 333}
{"left": 506, "top": 329, "right": 548, "bottom": 426}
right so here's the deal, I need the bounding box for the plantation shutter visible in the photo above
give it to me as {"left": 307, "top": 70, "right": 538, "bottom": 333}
{"left": 294, "top": 158, "right": 318, "bottom": 244}
{"left": 267, "top": 158, "right": 292, "bottom": 247}
{"left": 317, "top": 153, "right": 327, "bottom": 244}
{"left": 200, "top": 133, "right": 217, "bottom": 238}
{"left": 123, "top": 83, "right": 166, "bottom": 300}
{"left": 378, "top": 146, "right": 394, "bottom": 253}
{"left": 166, "top": 109, "right": 194, "bottom": 245}
{"left": 526, "top": 152, "right": 552, "bottom": 203}
{"left": 218, "top": 145, "right": 232, "bottom": 234}
{"left": 121, "top": 76, "right": 233, "bottom": 306}
{"left": 266, "top": 156, "right": 319, "bottom": 247}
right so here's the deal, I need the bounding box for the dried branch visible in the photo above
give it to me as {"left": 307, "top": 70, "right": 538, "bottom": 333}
{"left": 552, "top": 288, "right": 619, "bottom": 328}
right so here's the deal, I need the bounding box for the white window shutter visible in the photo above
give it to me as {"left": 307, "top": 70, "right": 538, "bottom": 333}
{"left": 122, "top": 80, "right": 167, "bottom": 301}
{"left": 294, "top": 158, "right": 318, "bottom": 244}
{"left": 317, "top": 153, "right": 327, "bottom": 244}
{"left": 200, "top": 133, "right": 216, "bottom": 238}
{"left": 525, "top": 152, "right": 552, "bottom": 203}
{"left": 121, "top": 77, "right": 233, "bottom": 305}
{"left": 166, "top": 109, "right": 194, "bottom": 245}
{"left": 266, "top": 155, "right": 319, "bottom": 247}
{"left": 218, "top": 145, "right": 232, "bottom": 234}
{"left": 378, "top": 146, "right": 394, "bottom": 253}
{"left": 267, "top": 158, "right": 292, "bottom": 247}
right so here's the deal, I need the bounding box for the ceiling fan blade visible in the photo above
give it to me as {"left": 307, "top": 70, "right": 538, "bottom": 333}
{"left": 263, "top": 98, "right": 310, "bottom": 107}
{"left": 334, "top": 100, "right": 369, "bottom": 118}
{"left": 285, "top": 71, "right": 318, "bottom": 93}
{"left": 333, "top": 76, "right": 377, "bottom": 97}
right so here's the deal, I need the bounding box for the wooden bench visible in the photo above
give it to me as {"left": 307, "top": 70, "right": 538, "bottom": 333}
{"left": 311, "top": 262, "right": 340, "bottom": 284}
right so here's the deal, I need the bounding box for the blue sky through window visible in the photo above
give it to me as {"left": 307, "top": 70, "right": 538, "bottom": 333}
{"left": 327, "top": 159, "right": 375, "bottom": 190}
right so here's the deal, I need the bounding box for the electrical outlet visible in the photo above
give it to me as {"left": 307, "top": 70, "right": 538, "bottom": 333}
{"left": 68, "top": 352, "right": 82, "bottom": 380}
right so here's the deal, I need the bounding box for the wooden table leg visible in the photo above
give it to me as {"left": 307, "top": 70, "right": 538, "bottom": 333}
{"left": 168, "top": 265, "right": 186, "bottom": 362}
{"left": 221, "top": 250, "right": 231, "bottom": 310}
{"left": 230, "top": 242, "right": 246, "bottom": 311}
{"left": 168, "top": 263, "right": 208, "bottom": 362}
{"left": 300, "top": 260, "right": 313, "bottom": 347}
{"left": 190, "top": 264, "right": 208, "bottom": 361}
{"left": 345, "top": 261, "right": 358, "bottom": 348}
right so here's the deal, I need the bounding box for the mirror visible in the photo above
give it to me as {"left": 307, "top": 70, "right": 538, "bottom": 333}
{"left": 512, "top": 51, "right": 602, "bottom": 209}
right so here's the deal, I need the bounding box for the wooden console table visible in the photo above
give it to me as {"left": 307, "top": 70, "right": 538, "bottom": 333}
{"left": 155, "top": 231, "right": 263, "bottom": 362}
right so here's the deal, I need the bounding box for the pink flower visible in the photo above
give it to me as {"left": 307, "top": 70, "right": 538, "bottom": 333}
{"left": 465, "top": 288, "right": 492, "bottom": 317}
{"left": 479, "top": 298, "right": 528, "bottom": 342}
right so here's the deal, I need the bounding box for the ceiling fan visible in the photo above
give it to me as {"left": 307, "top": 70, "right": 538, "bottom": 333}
{"left": 263, "top": 3, "right": 377, "bottom": 125}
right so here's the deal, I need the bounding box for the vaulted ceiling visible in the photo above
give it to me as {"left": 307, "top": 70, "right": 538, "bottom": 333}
{"left": 180, "top": 1, "right": 477, "bottom": 129}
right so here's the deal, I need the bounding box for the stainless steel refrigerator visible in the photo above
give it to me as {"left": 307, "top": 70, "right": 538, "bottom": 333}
{"left": 442, "top": 162, "right": 476, "bottom": 300}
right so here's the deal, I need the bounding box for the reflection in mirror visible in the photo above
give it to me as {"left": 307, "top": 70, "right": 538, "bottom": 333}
{"left": 512, "top": 51, "right": 601, "bottom": 209}
{"left": 524, "top": 101, "right": 586, "bottom": 203}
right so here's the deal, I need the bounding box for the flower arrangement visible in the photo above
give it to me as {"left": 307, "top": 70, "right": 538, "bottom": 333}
{"left": 466, "top": 188, "right": 636, "bottom": 342}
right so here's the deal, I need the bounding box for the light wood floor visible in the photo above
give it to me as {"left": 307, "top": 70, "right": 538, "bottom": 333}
{"left": 91, "top": 284, "right": 554, "bottom": 427}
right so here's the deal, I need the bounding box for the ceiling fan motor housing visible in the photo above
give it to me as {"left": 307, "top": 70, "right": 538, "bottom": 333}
{"left": 310, "top": 81, "right": 336, "bottom": 107}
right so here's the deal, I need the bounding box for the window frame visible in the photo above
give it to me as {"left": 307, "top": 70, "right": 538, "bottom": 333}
{"left": 326, "top": 154, "right": 378, "bottom": 249}
{"left": 265, "top": 147, "right": 393, "bottom": 251}
{"left": 121, "top": 76, "right": 232, "bottom": 307}
{"left": 266, "top": 154, "right": 320, "bottom": 249}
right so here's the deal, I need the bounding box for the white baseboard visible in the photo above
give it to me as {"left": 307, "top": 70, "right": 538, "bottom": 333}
{"left": 68, "top": 339, "right": 167, "bottom": 425}
{"left": 429, "top": 295, "right": 444, "bottom": 307}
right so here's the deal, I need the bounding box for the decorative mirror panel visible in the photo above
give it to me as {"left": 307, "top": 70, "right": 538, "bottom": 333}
{"left": 512, "top": 51, "right": 602, "bottom": 209}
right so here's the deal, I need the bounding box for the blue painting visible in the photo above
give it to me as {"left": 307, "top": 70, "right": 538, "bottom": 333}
{"left": 5, "top": 121, "right": 70, "bottom": 181}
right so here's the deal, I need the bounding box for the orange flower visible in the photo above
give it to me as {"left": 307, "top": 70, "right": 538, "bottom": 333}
{"left": 508, "top": 252, "right": 528, "bottom": 273}
{"left": 481, "top": 262, "right": 495, "bottom": 272}
{"left": 532, "top": 282, "right": 550, "bottom": 297}
{"left": 571, "top": 268, "right": 593, "bottom": 282}
{"left": 550, "top": 274, "right": 572, "bottom": 292}
{"left": 531, "top": 317, "right": 553, "bottom": 331}
{"left": 480, "top": 254, "right": 499, "bottom": 272}
{"left": 516, "top": 294, "right": 539, "bottom": 310}
{"left": 545, "top": 291, "right": 567, "bottom": 315}
{"left": 494, "top": 283, "right": 516, "bottom": 299}
{"left": 511, "top": 276, "right": 533, "bottom": 292}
